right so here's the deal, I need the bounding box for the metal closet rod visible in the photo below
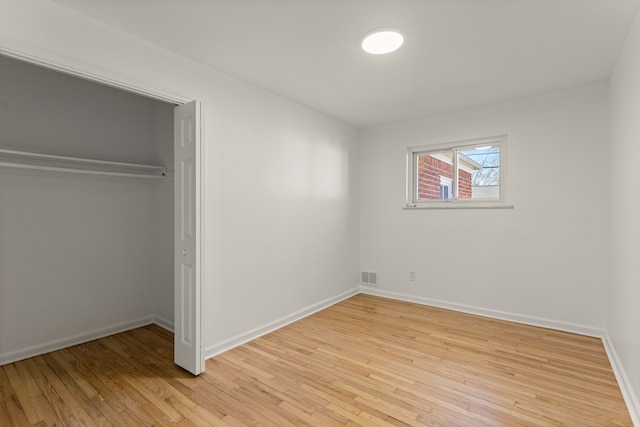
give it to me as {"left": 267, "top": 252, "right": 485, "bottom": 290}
{"left": 0, "top": 148, "right": 167, "bottom": 179}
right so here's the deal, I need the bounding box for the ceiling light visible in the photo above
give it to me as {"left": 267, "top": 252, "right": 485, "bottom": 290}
{"left": 361, "top": 28, "right": 404, "bottom": 55}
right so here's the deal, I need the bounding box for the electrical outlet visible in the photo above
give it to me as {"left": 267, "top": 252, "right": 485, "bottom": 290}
{"left": 409, "top": 271, "right": 416, "bottom": 282}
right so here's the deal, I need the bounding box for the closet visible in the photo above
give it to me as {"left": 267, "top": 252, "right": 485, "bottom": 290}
{"left": 0, "top": 54, "right": 175, "bottom": 364}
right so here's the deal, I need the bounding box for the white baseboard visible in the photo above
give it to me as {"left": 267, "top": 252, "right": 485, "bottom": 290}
{"left": 602, "top": 332, "right": 640, "bottom": 427}
{"left": 204, "top": 287, "right": 360, "bottom": 360}
{"left": 154, "top": 315, "right": 175, "bottom": 333}
{"left": 360, "top": 287, "right": 604, "bottom": 337}
{"left": 0, "top": 315, "right": 154, "bottom": 366}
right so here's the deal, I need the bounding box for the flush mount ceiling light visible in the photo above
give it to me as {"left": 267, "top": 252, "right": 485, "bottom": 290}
{"left": 361, "top": 28, "right": 404, "bottom": 54}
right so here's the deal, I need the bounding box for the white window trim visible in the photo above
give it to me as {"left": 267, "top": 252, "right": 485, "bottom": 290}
{"left": 405, "top": 135, "right": 513, "bottom": 210}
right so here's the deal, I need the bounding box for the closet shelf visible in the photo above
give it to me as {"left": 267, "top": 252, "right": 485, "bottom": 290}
{"left": 0, "top": 149, "right": 166, "bottom": 179}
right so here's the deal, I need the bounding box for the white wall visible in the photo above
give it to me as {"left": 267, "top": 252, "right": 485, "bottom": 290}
{"left": 208, "top": 94, "right": 359, "bottom": 346}
{"left": 151, "top": 101, "right": 175, "bottom": 327}
{"left": 0, "top": 54, "right": 175, "bottom": 363}
{"left": 0, "top": 54, "right": 173, "bottom": 164}
{"left": 0, "top": 0, "right": 359, "bottom": 359}
{"left": 153, "top": 180, "right": 174, "bottom": 327}
{"left": 0, "top": 173, "right": 157, "bottom": 361}
{"left": 359, "top": 84, "right": 609, "bottom": 333}
{"left": 609, "top": 7, "right": 640, "bottom": 419}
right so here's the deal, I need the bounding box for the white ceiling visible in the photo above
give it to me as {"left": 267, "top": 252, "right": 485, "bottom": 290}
{"left": 51, "top": 0, "right": 640, "bottom": 128}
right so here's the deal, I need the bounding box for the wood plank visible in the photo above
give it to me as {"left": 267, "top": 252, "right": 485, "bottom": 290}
{"left": 3, "top": 391, "right": 32, "bottom": 427}
{"left": 3, "top": 364, "right": 42, "bottom": 425}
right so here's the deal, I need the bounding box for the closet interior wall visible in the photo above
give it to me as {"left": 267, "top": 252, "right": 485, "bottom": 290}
{"left": 0, "top": 55, "right": 175, "bottom": 364}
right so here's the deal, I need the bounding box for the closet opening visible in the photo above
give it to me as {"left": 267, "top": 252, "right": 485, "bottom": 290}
{"left": 0, "top": 53, "right": 203, "bottom": 374}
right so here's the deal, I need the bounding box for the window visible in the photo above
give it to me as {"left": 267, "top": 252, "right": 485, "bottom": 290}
{"left": 406, "top": 135, "right": 507, "bottom": 208}
{"left": 439, "top": 176, "right": 452, "bottom": 199}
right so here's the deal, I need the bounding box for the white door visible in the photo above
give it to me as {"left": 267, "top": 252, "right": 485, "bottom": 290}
{"left": 174, "top": 100, "right": 204, "bottom": 375}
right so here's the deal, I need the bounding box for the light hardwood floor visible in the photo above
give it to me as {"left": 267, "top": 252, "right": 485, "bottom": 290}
{"left": 0, "top": 294, "right": 633, "bottom": 426}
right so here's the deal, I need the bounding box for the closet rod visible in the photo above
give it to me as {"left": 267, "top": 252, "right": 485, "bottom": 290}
{"left": 0, "top": 148, "right": 166, "bottom": 178}
{"left": 0, "top": 161, "right": 166, "bottom": 180}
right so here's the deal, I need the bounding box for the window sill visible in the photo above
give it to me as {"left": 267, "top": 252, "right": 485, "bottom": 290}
{"left": 403, "top": 203, "right": 514, "bottom": 210}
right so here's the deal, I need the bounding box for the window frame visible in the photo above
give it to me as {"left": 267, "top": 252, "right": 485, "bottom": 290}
{"left": 405, "top": 135, "right": 509, "bottom": 209}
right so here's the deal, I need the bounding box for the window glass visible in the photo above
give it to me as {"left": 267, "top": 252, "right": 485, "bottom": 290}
{"left": 416, "top": 151, "right": 454, "bottom": 200}
{"left": 458, "top": 146, "right": 500, "bottom": 200}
